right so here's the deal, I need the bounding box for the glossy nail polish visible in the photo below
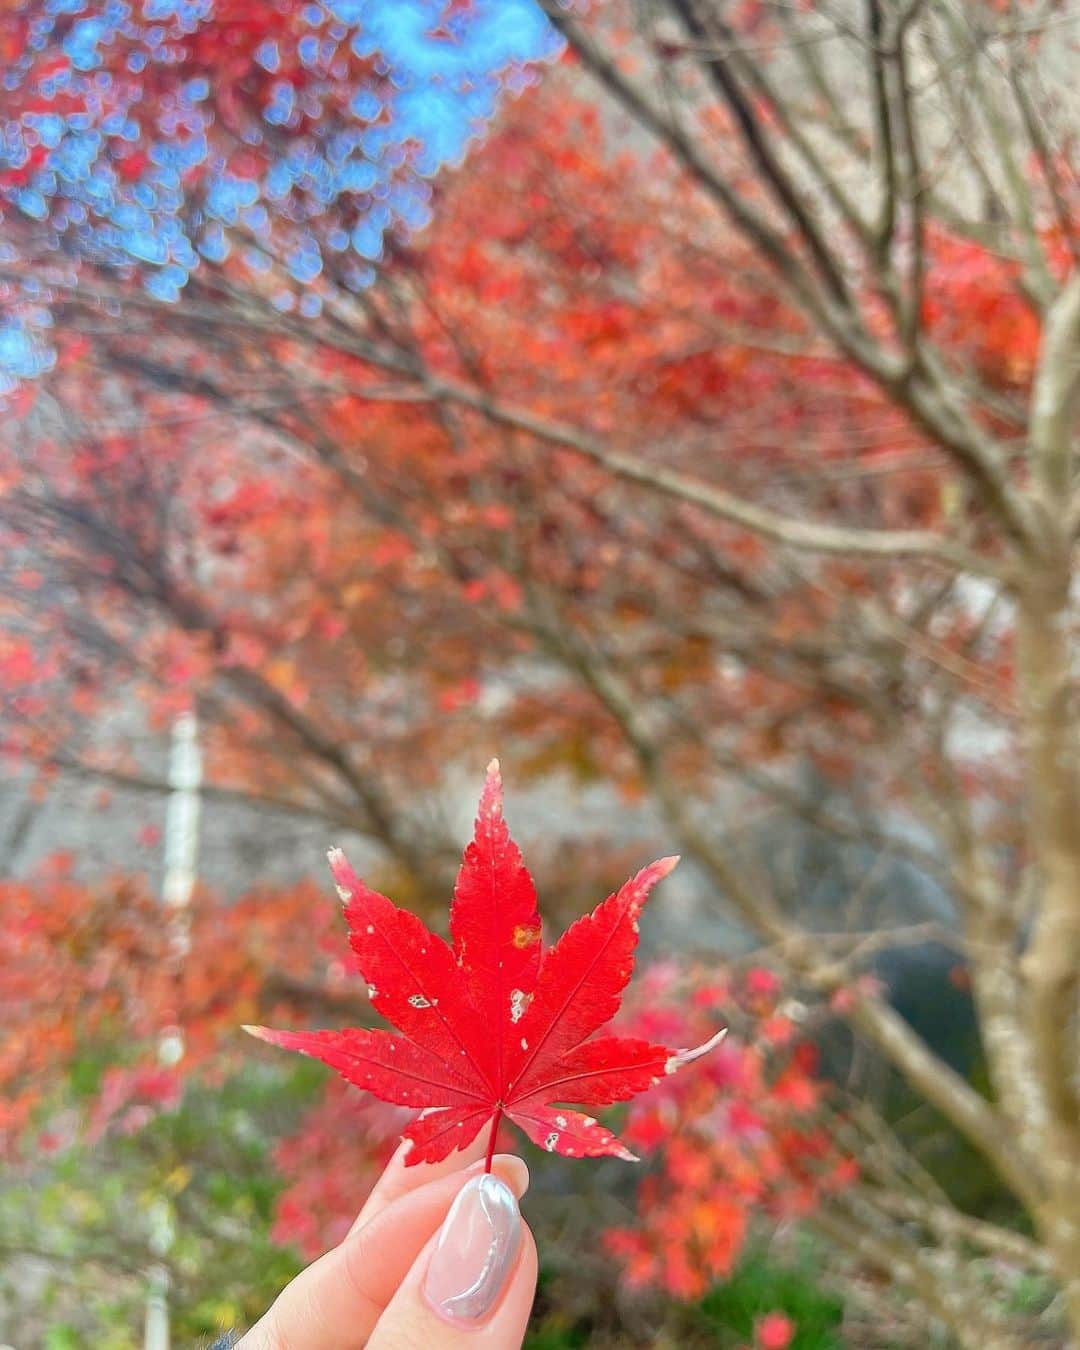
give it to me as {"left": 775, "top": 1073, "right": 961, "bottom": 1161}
{"left": 423, "top": 1173, "right": 521, "bottom": 1323}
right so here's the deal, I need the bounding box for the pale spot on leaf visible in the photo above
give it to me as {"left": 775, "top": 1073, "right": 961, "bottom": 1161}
{"left": 512, "top": 923, "right": 541, "bottom": 950}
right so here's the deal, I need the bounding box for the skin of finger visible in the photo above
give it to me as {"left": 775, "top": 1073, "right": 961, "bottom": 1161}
{"left": 350, "top": 1132, "right": 490, "bottom": 1234}
{"left": 366, "top": 1217, "right": 538, "bottom": 1350}
{"left": 235, "top": 1155, "right": 528, "bottom": 1350}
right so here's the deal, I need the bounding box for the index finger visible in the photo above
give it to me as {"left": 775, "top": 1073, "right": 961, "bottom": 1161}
{"left": 350, "top": 1130, "right": 490, "bottom": 1234}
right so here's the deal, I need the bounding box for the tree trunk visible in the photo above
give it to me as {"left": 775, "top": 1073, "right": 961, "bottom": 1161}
{"left": 1016, "top": 553, "right": 1080, "bottom": 1344}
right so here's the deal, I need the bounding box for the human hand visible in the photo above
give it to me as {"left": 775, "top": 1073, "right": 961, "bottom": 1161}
{"left": 235, "top": 1135, "right": 536, "bottom": 1349}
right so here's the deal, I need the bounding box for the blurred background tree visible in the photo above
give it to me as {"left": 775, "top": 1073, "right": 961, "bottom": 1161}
{"left": 1, "top": 1, "right": 1078, "bottom": 1346}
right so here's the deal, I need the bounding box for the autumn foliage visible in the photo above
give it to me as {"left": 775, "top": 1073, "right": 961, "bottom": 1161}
{"left": 0, "top": 860, "right": 341, "bottom": 1156}
{"left": 607, "top": 964, "right": 856, "bottom": 1300}
{"left": 2, "top": 0, "right": 1079, "bottom": 1346}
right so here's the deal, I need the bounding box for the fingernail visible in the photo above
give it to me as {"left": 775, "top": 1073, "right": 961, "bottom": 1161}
{"left": 423, "top": 1174, "right": 521, "bottom": 1324}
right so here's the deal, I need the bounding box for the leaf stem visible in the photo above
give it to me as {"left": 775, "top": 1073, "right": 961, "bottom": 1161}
{"left": 484, "top": 1107, "right": 503, "bottom": 1174}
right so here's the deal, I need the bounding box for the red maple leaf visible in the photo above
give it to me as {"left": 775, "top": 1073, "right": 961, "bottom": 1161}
{"left": 246, "top": 760, "right": 724, "bottom": 1167}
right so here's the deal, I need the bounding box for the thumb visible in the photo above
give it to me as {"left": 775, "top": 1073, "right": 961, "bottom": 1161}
{"left": 367, "top": 1172, "right": 537, "bottom": 1349}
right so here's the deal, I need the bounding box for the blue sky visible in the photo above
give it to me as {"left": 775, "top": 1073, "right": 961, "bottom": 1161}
{"left": 0, "top": 1, "right": 558, "bottom": 388}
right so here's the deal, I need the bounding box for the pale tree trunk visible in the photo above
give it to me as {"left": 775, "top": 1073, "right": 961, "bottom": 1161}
{"left": 1018, "top": 274, "right": 1080, "bottom": 1335}
{"left": 1017, "top": 566, "right": 1080, "bottom": 1335}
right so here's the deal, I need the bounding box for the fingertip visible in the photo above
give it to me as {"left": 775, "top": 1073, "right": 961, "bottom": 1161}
{"left": 489, "top": 1152, "right": 529, "bottom": 1199}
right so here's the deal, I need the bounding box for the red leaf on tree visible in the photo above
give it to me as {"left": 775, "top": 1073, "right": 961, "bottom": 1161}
{"left": 246, "top": 760, "right": 724, "bottom": 1167}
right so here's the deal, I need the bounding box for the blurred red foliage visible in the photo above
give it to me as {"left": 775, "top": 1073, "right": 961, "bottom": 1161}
{"left": 604, "top": 964, "right": 856, "bottom": 1299}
